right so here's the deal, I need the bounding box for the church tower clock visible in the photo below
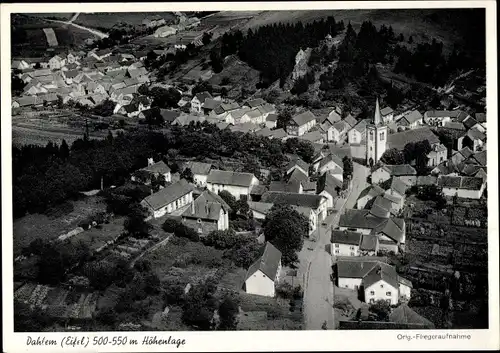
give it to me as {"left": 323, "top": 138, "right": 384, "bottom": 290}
{"left": 366, "top": 98, "right": 388, "bottom": 167}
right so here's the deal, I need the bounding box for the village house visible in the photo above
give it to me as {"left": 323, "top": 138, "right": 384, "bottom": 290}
{"left": 396, "top": 110, "right": 424, "bottom": 130}
{"left": 331, "top": 230, "right": 379, "bottom": 257}
{"left": 317, "top": 153, "right": 343, "bottom": 181}
{"left": 387, "top": 127, "right": 443, "bottom": 161}
{"left": 227, "top": 107, "right": 252, "bottom": 124}
{"left": 286, "top": 157, "right": 309, "bottom": 177}
{"left": 131, "top": 159, "right": 172, "bottom": 184}
{"left": 438, "top": 176, "right": 486, "bottom": 199}
{"left": 11, "top": 96, "right": 39, "bottom": 108}
{"left": 209, "top": 102, "right": 240, "bottom": 122}
{"left": 256, "top": 103, "right": 276, "bottom": 121}
{"left": 172, "top": 114, "right": 206, "bottom": 126}
{"left": 206, "top": 170, "right": 259, "bottom": 200}
{"left": 202, "top": 98, "right": 222, "bottom": 115}
{"left": 463, "top": 128, "right": 486, "bottom": 152}
{"left": 424, "top": 110, "right": 456, "bottom": 127}
{"left": 140, "top": 179, "right": 195, "bottom": 219}
{"left": 386, "top": 177, "right": 409, "bottom": 199}
{"left": 288, "top": 111, "right": 317, "bottom": 136}
{"left": 427, "top": 143, "right": 448, "bottom": 167}
{"left": 371, "top": 165, "right": 417, "bottom": 185}
{"left": 380, "top": 106, "right": 394, "bottom": 123}
{"left": 261, "top": 191, "right": 328, "bottom": 222}
{"left": 90, "top": 48, "right": 113, "bottom": 61}
{"left": 330, "top": 120, "right": 350, "bottom": 143}
{"left": 48, "top": 54, "right": 67, "bottom": 70}
{"left": 240, "top": 108, "right": 266, "bottom": 125}
{"left": 265, "top": 114, "right": 278, "bottom": 129}
{"left": 190, "top": 91, "right": 212, "bottom": 114}
{"left": 348, "top": 119, "right": 369, "bottom": 145}
{"left": 338, "top": 209, "right": 405, "bottom": 254}
{"left": 326, "top": 108, "right": 342, "bottom": 125}
{"left": 244, "top": 242, "right": 282, "bottom": 297}
{"left": 316, "top": 172, "right": 343, "bottom": 209}
{"left": 144, "top": 16, "right": 167, "bottom": 28}
{"left": 181, "top": 190, "right": 231, "bottom": 235}
{"left": 336, "top": 259, "right": 412, "bottom": 305}
{"left": 182, "top": 161, "right": 213, "bottom": 187}
{"left": 230, "top": 122, "right": 261, "bottom": 134}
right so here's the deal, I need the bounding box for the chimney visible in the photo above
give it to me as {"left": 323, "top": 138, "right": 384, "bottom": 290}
{"left": 151, "top": 188, "right": 154, "bottom": 195}
{"left": 191, "top": 200, "right": 195, "bottom": 214}
{"left": 361, "top": 263, "right": 363, "bottom": 270}
{"left": 205, "top": 200, "right": 209, "bottom": 215}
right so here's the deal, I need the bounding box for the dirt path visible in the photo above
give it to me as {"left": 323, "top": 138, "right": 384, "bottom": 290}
{"left": 128, "top": 234, "right": 172, "bottom": 269}
{"left": 45, "top": 18, "right": 108, "bottom": 39}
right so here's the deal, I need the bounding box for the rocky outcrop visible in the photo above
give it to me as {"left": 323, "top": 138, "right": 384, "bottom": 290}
{"left": 292, "top": 48, "right": 312, "bottom": 81}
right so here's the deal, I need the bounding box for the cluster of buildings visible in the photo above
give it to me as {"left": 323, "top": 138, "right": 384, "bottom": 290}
{"left": 11, "top": 49, "right": 152, "bottom": 114}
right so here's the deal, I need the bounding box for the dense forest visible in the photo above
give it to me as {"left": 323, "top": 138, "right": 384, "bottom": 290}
{"left": 214, "top": 16, "right": 343, "bottom": 87}
{"left": 13, "top": 124, "right": 315, "bottom": 218}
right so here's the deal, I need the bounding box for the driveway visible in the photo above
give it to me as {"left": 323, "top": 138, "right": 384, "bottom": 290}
{"left": 301, "top": 161, "right": 370, "bottom": 330}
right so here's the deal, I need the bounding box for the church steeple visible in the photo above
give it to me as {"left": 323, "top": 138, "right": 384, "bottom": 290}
{"left": 373, "top": 97, "right": 381, "bottom": 125}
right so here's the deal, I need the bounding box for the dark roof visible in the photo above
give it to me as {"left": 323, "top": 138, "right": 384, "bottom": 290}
{"left": 159, "top": 109, "right": 181, "bottom": 123}
{"left": 291, "top": 111, "right": 316, "bottom": 126}
{"left": 194, "top": 91, "right": 212, "bottom": 104}
{"left": 391, "top": 177, "right": 409, "bottom": 196}
{"left": 286, "top": 157, "right": 309, "bottom": 174}
{"left": 286, "top": 168, "right": 309, "bottom": 185}
{"left": 261, "top": 191, "right": 325, "bottom": 209}
{"left": 389, "top": 304, "right": 434, "bottom": 328}
{"left": 298, "top": 130, "right": 324, "bottom": 142}
{"left": 462, "top": 116, "right": 478, "bottom": 130}
{"left": 443, "top": 121, "right": 466, "bottom": 130}
{"left": 375, "top": 218, "right": 405, "bottom": 243}
{"left": 245, "top": 98, "right": 266, "bottom": 108}
{"left": 319, "top": 153, "right": 343, "bottom": 170}
{"left": 363, "top": 262, "right": 399, "bottom": 289}
{"left": 269, "top": 181, "right": 302, "bottom": 193}
{"left": 266, "top": 113, "right": 278, "bottom": 122}
{"left": 339, "top": 209, "right": 386, "bottom": 230}
{"left": 387, "top": 127, "right": 440, "bottom": 150}
{"left": 471, "top": 150, "right": 486, "bottom": 166}
{"left": 269, "top": 128, "right": 287, "bottom": 139}
{"left": 467, "top": 128, "right": 486, "bottom": 141}
{"left": 458, "top": 146, "right": 474, "bottom": 159}
{"left": 359, "top": 234, "right": 378, "bottom": 251}
{"left": 358, "top": 185, "right": 385, "bottom": 200}
{"left": 203, "top": 98, "right": 221, "bottom": 110}
{"left": 380, "top": 164, "right": 417, "bottom": 176}
{"left": 207, "top": 169, "right": 257, "bottom": 187}
{"left": 183, "top": 161, "right": 212, "bottom": 175}
{"left": 344, "top": 115, "right": 357, "bottom": 127}
{"left": 142, "top": 179, "right": 194, "bottom": 210}
{"left": 380, "top": 107, "right": 393, "bottom": 116}
{"left": 336, "top": 258, "right": 383, "bottom": 278}
{"left": 182, "top": 190, "right": 230, "bottom": 220}
{"left": 416, "top": 176, "right": 438, "bottom": 186}
{"left": 316, "top": 172, "right": 343, "bottom": 197}
{"left": 398, "top": 110, "right": 423, "bottom": 125}
{"left": 475, "top": 112, "right": 486, "bottom": 123}
{"left": 372, "top": 196, "right": 393, "bottom": 213}
{"left": 331, "top": 230, "right": 362, "bottom": 245}
{"left": 369, "top": 203, "right": 390, "bottom": 218}
{"left": 245, "top": 242, "right": 282, "bottom": 280}
{"left": 250, "top": 184, "right": 268, "bottom": 195}
{"left": 425, "top": 110, "right": 461, "bottom": 118}
{"left": 140, "top": 160, "right": 171, "bottom": 174}
{"left": 352, "top": 119, "right": 369, "bottom": 133}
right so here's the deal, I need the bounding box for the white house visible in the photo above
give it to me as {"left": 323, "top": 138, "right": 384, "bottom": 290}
{"left": 181, "top": 190, "right": 230, "bottom": 235}
{"left": 356, "top": 185, "right": 385, "bottom": 209}
{"left": 330, "top": 120, "right": 350, "bottom": 143}
{"left": 48, "top": 55, "right": 67, "bottom": 70}
{"left": 206, "top": 170, "right": 259, "bottom": 200}
{"left": 286, "top": 158, "right": 309, "bottom": 177}
{"left": 288, "top": 111, "right": 316, "bottom": 136}
{"left": 336, "top": 259, "right": 412, "bottom": 305}
{"left": 331, "top": 230, "right": 380, "bottom": 257}
{"left": 131, "top": 159, "right": 172, "bottom": 185}
{"left": 154, "top": 25, "right": 177, "bottom": 38}
{"left": 265, "top": 114, "right": 278, "bottom": 129}
{"left": 371, "top": 164, "right": 417, "bottom": 185}
{"left": 427, "top": 143, "right": 448, "bottom": 167}
{"left": 245, "top": 242, "right": 282, "bottom": 297}
{"left": 190, "top": 91, "right": 213, "bottom": 114}
{"left": 380, "top": 107, "right": 394, "bottom": 123}
{"left": 438, "top": 176, "right": 486, "bottom": 199}
{"left": 424, "top": 110, "right": 455, "bottom": 127}
{"left": 348, "top": 119, "right": 369, "bottom": 145}
{"left": 140, "top": 179, "right": 195, "bottom": 219}
{"left": 318, "top": 153, "right": 344, "bottom": 181}
{"left": 182, "top": 161, "right": 212, "bottom": 187}
{"left": 396, "top": 110, "right": 424, "bottom": 130}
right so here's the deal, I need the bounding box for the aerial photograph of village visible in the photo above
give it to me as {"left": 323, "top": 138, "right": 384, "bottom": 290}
{"left": 11, "top": 8, "right": 487, "bottom": 332}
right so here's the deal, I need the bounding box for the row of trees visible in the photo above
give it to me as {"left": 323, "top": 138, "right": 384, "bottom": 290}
{"left": 380, "top": 139, "right": 433, "bottom": 175}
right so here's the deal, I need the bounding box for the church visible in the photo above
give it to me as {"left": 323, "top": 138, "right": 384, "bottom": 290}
{"left": 366, "top": 98, "right": 388, "bottom": 167}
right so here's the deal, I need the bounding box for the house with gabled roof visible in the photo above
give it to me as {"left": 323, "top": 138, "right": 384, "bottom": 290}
{"left": 438, "top": 175, "right": 486, "bottom": 199}
{"left": 256, "top": 103, "right": 276, "bottom": 120}
{"left": 396, "top": 110, "right": 424, "bottom": 130}
{"left": 181, "top": 190, "right": 231, "bottom": 235}
{"left": 265, "top": 113, "right": 278, "bottom": 129}
{"left": 207, "top": 170, "right": 259, "bottom": 200}
{"left": 261, "top": 191, "right": 328, "bottom": 222}
{"left": 325, "top": 108, "right": 342, "bottom": 125}
{"left": 190, "top": 91, "right": 213, "bottom": 114}
{"left": 317, "top": 172, "right": 343, "bottom": 208}
{"left": 424, "top": 110, "right": 457, "bottom": 127}
{"left": 245, "top": 242, "right": 282, "bottom": 297}
{"left": 49, "top": 54, "right": 67, "bottom": 70}
{"left": 131, "top": 159, "right": 171, "bottom": 185}
{"left": 298, "top": 129, "right": 324, "bottom": 144}
{"left": 182, "top": 161, "right": 213, "bottom": 187}
{"left": 240, "top": 108, "right": 265, "bottom": 125}
{"left": 11, "top": 96, "right": 39, "bottom": 108}
{"left": 141, "top": 179, "right": 195, "bottom": 219}
{"left": 463, "top": 128, "right": 486, "bottom": 152}
{"left": 380, "top": 106, "right": 394, "bottom": 123}
{"left": 318, "top": 153, "right": 343, "bottom": 181}
{"left": 372, "top": 165, "right": 417, "bottom": 185}
{"left": 331, "top": 230, "right": 379, "bottom": 257}
{"left": 348, "top": 119, "right": 370, "bottom": 145}
{"left": 288, "top": 110, "right": 316, "bottom": 136}
{"left": 286, "top": 157, "right": 309, "bottom": 177}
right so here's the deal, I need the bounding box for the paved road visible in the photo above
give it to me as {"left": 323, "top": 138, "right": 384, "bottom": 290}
{"left": 302, "top": 162, "right": 370, "bottom": 330}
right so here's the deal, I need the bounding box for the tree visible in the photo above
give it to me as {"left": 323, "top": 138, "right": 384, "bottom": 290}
{"left": 93, "top": 99, "right": 115, "bottom": 117}
{"left": 408, "top": 35, "right": 413, "bottom": 44}
{"left": 218, "top": 295, "right": 239, "bottom": 330}
{"left": 380, "top": 148, "right": 405, "bottom": 165}
{"left": 203, "top": 229, "right": 238, "bottom": 249}
{"left": 202, "top": 32, "right": 213, "bottom": 45}
{"left": 342, "top": 156, "right": 353, "bottom": 181}
{"left": 262, "top": 204, "right": 308, "bottom": 266}
{"left": 277, "top": 106, "right": 294, "bottom": 130}
{"left": 59, "top": 139, "right": 70, "bottom": 159}
{"left": 150, "top": 87, "right": 181, "bottom": 109}
{"left": 242, "top": 155, "right": 260, "bottom": 176}
{"left": 180, "top": 167, "right": 194, "bottom": 183}
{"left": 151, "top": 173, "right": 166, "bottom": 192}
{"left": 370, "top": 299, "right": 391, "bottom": 321}
{"left": 138, "top": 83, "right": 149, "bottom": 96}
{"left": 223, "top": 237, "right": 263, "bottom": 268}
{"left": 124, "top": 204, "right": 151, "bottom": 238}
{"left": 182, "top": 279, "right": 219, "bottom": 330}
{"left": 218, "top": 190, "right": 238, "bottom": 218}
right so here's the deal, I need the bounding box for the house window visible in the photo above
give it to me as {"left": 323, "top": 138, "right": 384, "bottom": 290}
{"left": 335, "top": 250, "right": 339, "bottom": 254}
{"left": 369, "top": 131, "right": 374, "bottom": 141}
{"left": 335, "top": 244, "right": 339, "bottom": 248}
{"left": 349, "top": 246, "right": 355, "bottom": 250}
{"left": 380, "top": 132, "right": 385, "bottom": 141}
{"left": 197, "top": 219, "right": 202, "bottom": 223}
{"left": 386, "top": 292, "right": 392, "bottom": 296}
{"left": 370, "top": 299, "right": 375, "bottom": 304}
{"left": 350, "top": 252, "right": 355, "bottom": 256}
{"left": 380, "top": 284, "right": 384, "bottom": 288}
{"left": 440, "top": 156, "right": 444, "bottom": 162}
{"left": 370, "top": 291, "right": 375, "bottom": 295}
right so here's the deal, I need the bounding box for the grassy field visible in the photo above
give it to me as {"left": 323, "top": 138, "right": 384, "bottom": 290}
{"left": 13, "top": 196, "right": 106, "bottom": 256}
